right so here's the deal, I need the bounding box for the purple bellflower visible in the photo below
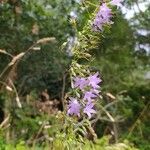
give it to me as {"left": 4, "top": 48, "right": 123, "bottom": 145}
{"left": 68, "top": 72, "right": 102, "bottom": 119}
{"left": 83, "top": 103, "right": 96, "bottom": 119}
{"left": 83, "top": 91, "right": 97, "bottom": 102}
{"left": 74, "top": 77, "right": 88, "bottom": 90}
{"left": 67, "top": 98, "right": 81, "bottom": 116}
{"left": 110, "top": 0, "right": 123, "bottom": 8}
{"left": 88, "top": 72, "right": 102, "bottom": 89}
{"left": 92, "top": 3, "right": 112, "bottom": 31}
{"left": 99, "top": 3, "right": 112, "bottom": 23}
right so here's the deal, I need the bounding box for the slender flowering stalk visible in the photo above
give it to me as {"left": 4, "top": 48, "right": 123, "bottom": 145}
{"left": 67, "top": 0, "right": 123, "bottom": 120}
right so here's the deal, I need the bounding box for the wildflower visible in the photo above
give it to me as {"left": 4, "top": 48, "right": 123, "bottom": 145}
{"left": 74, "top": 77, "right": 88, "bottom": 90}
{"left": 92, "top": 3, "right": 112, "bottom": 31}
{"left": 88, "top": 72, "right": 102, "bottom": 89}
{"left": 92, "top": 18, "right": 103, "bottom": 31}
{"left": 67, "top": 98, "right": 81, "bottom": 116}
{"left": 110, "top": 0, "right": 123, "bottom": 8}
{"left": 83, "top": 91, "right": 97, "bottom": 102}
{"left": 99, "top": 3, "right": 112, "bottom": 23}
{"left": 83, "top": 103, "right": 96, "bottom": 119}
{"left": 68, "top": 72, "right": 102, "bottom": 119}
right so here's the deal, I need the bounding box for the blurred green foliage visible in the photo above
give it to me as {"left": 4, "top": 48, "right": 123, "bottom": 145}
{"left": 0, "top": 0, "right": 149, "bottom": 149}
{"left": 0, "top": 0, "right": 80, "bottom": 96}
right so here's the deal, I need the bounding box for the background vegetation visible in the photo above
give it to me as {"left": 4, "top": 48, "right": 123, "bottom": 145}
{"left": 0, "top": 0, "right": 149, "bottom": 149}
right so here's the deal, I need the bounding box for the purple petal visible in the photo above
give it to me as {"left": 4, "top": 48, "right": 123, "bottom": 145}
{"left": 92, "top": 3, "right": 112, "bottom": 31}
{"left": 73, "top": 77, "right": 88, "bottom": 90}
{"left": 110, "top": 0, "right": 123, "bottom": 8}
{"left": 67, "top": 98, "right": 81, "bottom": 116}
{"left": 83, "top": 103, "right": 96, "bottom": 119}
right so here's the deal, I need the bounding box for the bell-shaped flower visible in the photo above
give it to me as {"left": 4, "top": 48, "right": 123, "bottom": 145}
{"left": 83, "top": 91, "right": 97, "bottom": 102}
{"left": 92, "top": 3, "right": 112, "bottom": 31}
{"left": 83, "top": 103, "right": 96, "bottom": 119}
{"left": 67, "top": 98, "right": 81, "bottom": 116}
{"left": 74, "top": 77, "right": 88, "bottom": 90}
{"left": 88, "top": 72, "right": 102, "bottom": 89}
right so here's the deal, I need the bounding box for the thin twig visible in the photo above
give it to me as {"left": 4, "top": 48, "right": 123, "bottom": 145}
{"left": 0, "top": 114, "right": 10, "bottom": 128}
{"left": 9, "top": 78, "right": 22, "bottom": 108}
{"left": 0, "top": 49, "right": 13, "bottom": 58}
{"left": 104, "top": 99, "right": 124, "bottom": 110}
{"left": 128, "top": 102, "right": 150, "bottom": 137}
{"left": 0, "top": 37, "right": 55, "bottom": 80}
{"left": 99, "top": 104, "right": 115, "bottom": 122}
{"left": 61, "top": 73, "right": 67, "bottom": 110}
